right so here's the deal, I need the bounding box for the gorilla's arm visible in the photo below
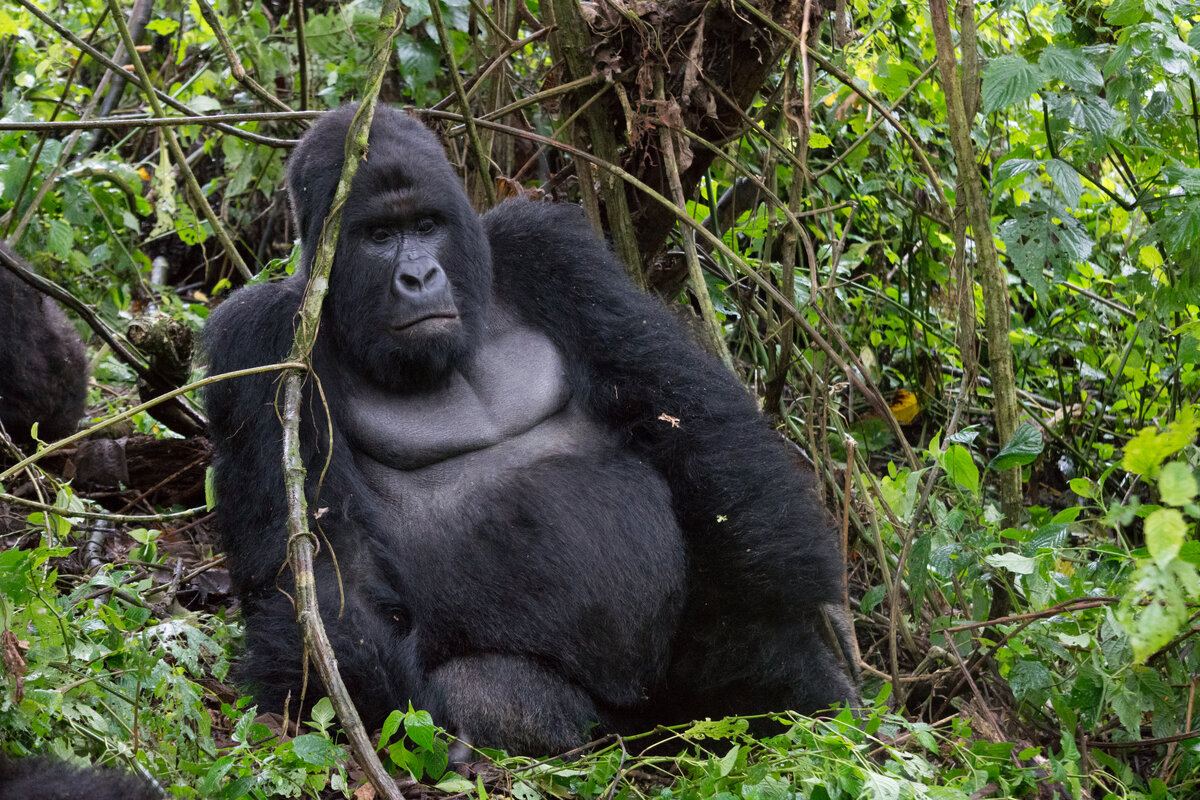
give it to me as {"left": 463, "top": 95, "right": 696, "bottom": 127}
{"left": 485, "top": 200, "right": 858, "bottom": 714}
{"left": 202, "top": 279, "right": 304, "bottom": 589}
{"left": 202, "top": 279, "right": 413, "bottom": 721}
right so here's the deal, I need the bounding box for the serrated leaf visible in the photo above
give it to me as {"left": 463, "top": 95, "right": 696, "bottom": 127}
{"left": 47, "top": 218, "right": 74, "bottom": 259}
{"left": 1072, "top": 95, "right": 1119, "bottom": 138}
{"left": 1045, "top": 159, "right": 1083, "bottom": 207}
{"left": 1146, "top": 508, "right": 1186, "bottom": 566}
{"left": 1008, "top": 659, "right": 1054, "bottom": 700}
{"left": 999, "top": 202, "right": 1094, "bottom": 298}
{"left": 994, "top": 157, "right": 1042, "bottom": 183}
{"left": 1038, "top": 45, "right": 1103, "bottom": 88}
{"left": 1123, "top": 410, "right": 1199, "bottom": 476}
{"left": 1105, "top": 0, "right": 1147, "bottom": 25}
{"left": 981, "top": 55, "right": 1046, "bottom": 113}
{"left": 989, "top": 422, "right": 1045, "bottom": 471}
{"left": 1158, "top": 462, "right": 1198, "bottom": 506}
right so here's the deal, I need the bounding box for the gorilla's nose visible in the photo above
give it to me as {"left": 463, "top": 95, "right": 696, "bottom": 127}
{"left": 395, "top": 261, "right": 448, "bottom": 297}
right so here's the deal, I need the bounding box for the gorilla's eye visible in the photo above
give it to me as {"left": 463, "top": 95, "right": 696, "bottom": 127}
{"left": 414, "top": 216, "right": 437, "bottom": 234}
{"left": 370, "top": 227, "right": 392, "bottom": 244}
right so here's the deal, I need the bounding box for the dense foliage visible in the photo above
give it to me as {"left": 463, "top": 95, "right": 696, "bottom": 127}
{"left": 0, "top": 0, "right": 1198, "bottom": 797}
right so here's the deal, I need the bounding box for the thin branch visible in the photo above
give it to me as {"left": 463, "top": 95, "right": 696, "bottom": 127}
{"left": 194, "top": 0, "right": 292, "bottom": 112}
{"left": 12, "top": 0, "right": 291, "bottom": 147}
{"left": 104, "top": 0, "right": 253, "bottom": 280}
{"left": 0, "top": 363, "right": 303, "bottom": 483}
{"left": 429, "top": 0, "right": 496, "bottom": 206}
{"left": 275, "top": 3, "right": 406, "bottom": 798}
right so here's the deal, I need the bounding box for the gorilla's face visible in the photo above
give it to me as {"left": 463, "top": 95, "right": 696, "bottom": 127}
{"left": 288, "top": 106, "right": 492, "bottom": 391}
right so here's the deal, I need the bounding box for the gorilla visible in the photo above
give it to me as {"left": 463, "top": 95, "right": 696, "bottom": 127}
{"left": 203, "top": 104, "right": 858, "bottom": 755}
{"left": 0, "top": 242, "right": 88, "bottom": 447}
{"left": 0, "top": 756, "right": 161, "bottom": 800}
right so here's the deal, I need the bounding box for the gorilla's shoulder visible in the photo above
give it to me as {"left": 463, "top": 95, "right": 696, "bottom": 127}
{"left": 483, "top": 199, "right": 622, "bottom": 284}
{"left": 203, "top": 278, "right": 304, "bottom": 372}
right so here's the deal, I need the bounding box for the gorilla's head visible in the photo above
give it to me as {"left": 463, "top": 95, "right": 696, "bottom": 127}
{"left": 287, "top": 105, "right": 492, "bottom": 390}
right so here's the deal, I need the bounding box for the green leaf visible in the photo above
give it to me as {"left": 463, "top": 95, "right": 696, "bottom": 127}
{"left": 310, "top": 696, "right": 335, "bottom": 729}
{"left": 861, "top": 583, "right": 887, "bottom": 614}
{"left": 1123, "top": 410, "right": 1199, "bottom": 476}
{"left": 986, "top": 553, "right": 1037, "bottom": 575}
{"left": 46, "top": 218, "right": 74, "bottom": 259}
{"left": 1158, "top": 462, "right": 1198, "bottom": 506}
{"left": 146, "top": 17, "right": 180, "bottom": 35}
{"left": 291, "top": 733, "right": 341, "bottom": 767}
{"left": 943, "top": 445, "right": 980, "bottom": 494}
{"left": 1038, "top": 46, "right": 1103, "bottom": 88}
{"left": 717, "top": 744, "right": 740, "bottom": 777}
{"left": 435, "top": 778, "right": 476, "bottom": 794}
{"left": 1008, "top": 659, "right": 1054, "bottom": 700}
{"left": 0, "top": 8, "right": 19, "bottom": 36}
{"left": 1105, "top": 0, "right": 1146, "bottom": 26}
{"left": 981, "top": 55, "right": 1046, "bottom": 113}
{"left": 993, "top": 157, "right": 1041, "bottom": 183}
{"left": 1069, "top": 477, "right": 1096, "bottom": 499}
{"left": 988, "top": 422, "right": 1044, "bottom": 471}
{"left": 1045, "top": 159, "right": 1083, "bottom": 208}
{"left": 1145, "top": 508, "right": 1186, "bottom": 566}
{"left": 908, "top": 533, "right": 932, "bottom": 612}
{"left": 404, "top": 708, "right": 436, "bottom": 749}
{"left": 999, "top": 202, "right": 1094, "bottom": 298}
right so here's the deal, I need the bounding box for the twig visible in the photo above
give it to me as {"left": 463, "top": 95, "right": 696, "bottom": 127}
{"left": 103, "top": 0, "right": 253, "bottom": 281}
{"left": 429, "top": 0, "right": 496, "bottom": 206}
{"left": 942, "top": 597, "right": 1118, "bottom": 632}
{"left": 0, "top": 363, "right": 304, "bottom": 483}
{"left": 0, "top": 494, "right": 204, "bottom": 523}
{"left": 194, "top": 0, "right": 292, "bottom": 112}
{"left": 11, "top": 0, "right": 290, "bottom": 147}
{"left": 276, "top": 3, "right": 406, "bottom": 798}
{"left": 0, "top": 110, "right": 321, "bottom": 133}
{"left": 653, "top": 69, "right": 731, "bottom": 370}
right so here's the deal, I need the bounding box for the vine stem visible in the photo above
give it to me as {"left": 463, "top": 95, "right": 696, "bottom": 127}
{"left": 276, "top": 2, "right": 405, "bottom": 798}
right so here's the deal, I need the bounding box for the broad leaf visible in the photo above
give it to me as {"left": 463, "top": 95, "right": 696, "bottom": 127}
{"left": 988, "top": 422, "right": 1045, "bottom": 471}
{"left": 982, "top": 55, "right": 1046, "bottom": 113}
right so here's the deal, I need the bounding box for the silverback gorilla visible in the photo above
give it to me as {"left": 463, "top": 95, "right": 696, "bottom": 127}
{"left": 0, "top": 242, "right": 87, "bottom": 447}
{"left": 203, "top": 105, "right": 858, "bottom": 755}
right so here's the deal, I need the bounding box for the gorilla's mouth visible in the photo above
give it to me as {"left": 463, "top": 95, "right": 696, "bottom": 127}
{"left": 393, "top": 312, "right": 460, "bottom": 332}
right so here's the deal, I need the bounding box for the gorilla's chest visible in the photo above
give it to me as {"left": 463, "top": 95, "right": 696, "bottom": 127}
{"left": 343, "top": 320, "right": 607, "bottom": 511}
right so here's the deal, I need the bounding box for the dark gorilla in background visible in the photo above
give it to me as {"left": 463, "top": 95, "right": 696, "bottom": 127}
{"left": 203, "top": 104, "right": 858, "bottom": 755}
{"left": 0, "top": 757, "right": 161, "bottom": 800}
{"left": 0, "top": 242, "right": 88, "bottom": 446}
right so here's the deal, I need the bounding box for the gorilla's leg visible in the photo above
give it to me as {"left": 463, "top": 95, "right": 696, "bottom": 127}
{"left": 418, "top": 655, "right": 597, "bottom": 758}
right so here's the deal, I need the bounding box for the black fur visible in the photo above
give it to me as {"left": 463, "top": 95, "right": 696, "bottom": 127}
{"left": 0, "top": 242, "right": 88, "bottom": 446}
{"left": 0, "top": 757, "right": 160, "bottom": 800}
{"left": 203, "top": 104, "right": 858, "bottom": 755}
